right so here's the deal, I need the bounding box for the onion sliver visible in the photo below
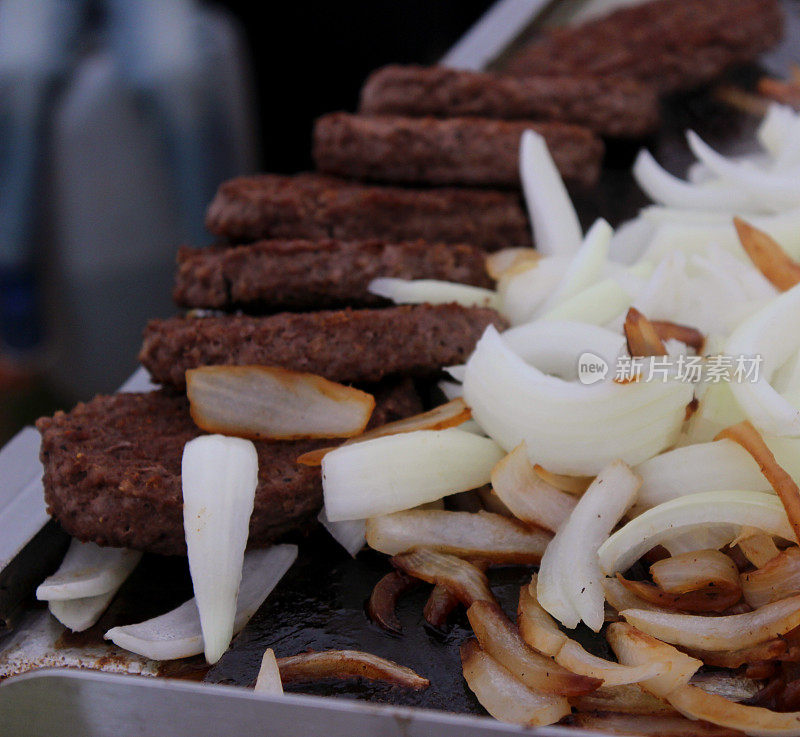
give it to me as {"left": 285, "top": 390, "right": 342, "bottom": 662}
{"left": 541, "top": 276, "right": 634, "bottom": 326}
{"left": 391, "top": 548, "right": 493, "bottom": 606}
{"left": 621, "top": 594, "right": 800, "bottom": 651}
{"left": 739, "top": 532, "right": 781, "bottom": 568}
{"left": 616, "top": 575, "right": 741, "bottom": 614}
{"left": 537, "top": 460, "right": 641, "bottom": 631}
{"left": 606, "top": 622, "right": 702, "bottom": 699}
{"left": 684, "top": 639, "right": 789, "bottom": 669}
{"left": 634, "top": 441, "right": 768, "bottom": 513}
{"left": 498, "top": 256, "right": 570, "bottom": 325}
{"left": 367, "top": 510, "right": 550, "bottom": 564}
{"left": 105, "top": 545, "right": 297, "bottom": 661}
{"left": 534, "top": 465, "right": 593, "bottom": 495}
{"left": 742, "top": 547, "right": 800, "bottom": 608}
{"left": 571, "top": 684, "right": 676, "bottom": 715}
{"left": 467, "top": 600, "right": 601, "bottom": 696}
{"left": 625, "top": 307, "right": 667, "bottom": 357}
{"left": 368, "top": 278, "right": 499, "bottom": 309}
{"left": 519, "top": 129, "right": 582, "bottom": 257}
{"left": 460, "top": 639, "right": 571, "bottom": 727}
{"left": 366, "top": 571, "right": 416, "bottom": 634}
{"left": 277, "top": 650, "right": 428, "bottom": 690}
{"left": 463, "top": 326, "right": 692, "bottom": 475}
{"left": 49, "top": 591, "right": 119, "bottom": 633}
{"left": 603, "top": 577, "right": 672, "bottom": 615}
{"left": 490, "top": 443, "right": 576, "bottom": 533}
{"left": 254, "top": 648, "right": 283, "bottom": 695}
{"left": 651, "top": 549, "right": 741, "bottom": 595}
{"left": 598, "top": 491, "right": 796, "bottom": 577}
{"left": 186, "top": 366, "right": 374, "bottom": 440}
{"left": 182, "top": 436, "right": 258, "bottom": 664}
{"left": 518, "top": 579, "right": 568, "bottom": 656}
{"left": 668, "top": 685, "right": 800, "bottom": 737}
{"left": 734, "top": 218, "right": 800, "bottom": 291}
{"left": 718, "top": 421, "right": 800, "bottom": 543}
{"left": 322, "top": 429, "right": 504, "bottom": 522}
{"left": 485, "top": 248, "right": 539, "bottom": 281}
{"left": 725, "top": 282, "right": 800, "bottom": 437}
{"left": 36, "top": 540, "right": 141, "bottom": 601}
{"left": 297, "top": 398, "right": 471, "bottom": 466}
{"left": 317, "top": 508, "right": 365, "bottom": 557}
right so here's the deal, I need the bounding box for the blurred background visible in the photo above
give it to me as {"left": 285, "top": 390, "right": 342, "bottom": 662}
{"left": 0, "top": 0, "right": 494, "bottom": 445}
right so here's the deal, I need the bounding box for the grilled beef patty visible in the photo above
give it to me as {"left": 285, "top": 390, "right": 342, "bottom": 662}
{"left": 36, "top": 381, "right": 422, "bottom": 556}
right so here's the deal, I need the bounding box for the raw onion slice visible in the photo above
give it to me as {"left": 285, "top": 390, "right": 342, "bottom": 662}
{"left": 541, "top": 276, "right": 634, "bottom": 326}
{"left": 366, "top": 571, "right": 416, "bottom": 634}
{"left": 366, "top": 510, "right": 550, "bottom": 564}
{"left": 684, "top": 382, "right": 748, "bottom": 445}
{"left": 497, "top": 256, "right": 570, "bottom": 325}
{"left": 276, "top": 650, "right": 428, "bottom": 690}
{"left": 650, "top": 549, "right": 741, "bottom": 594}
{"left": 367, "top": 278, "right": 499, "bottom": 309}
{"left": 725, "top": 280, "right": 800, "bottom": 437}
{"left": 621, "top": 593, "right": 800, "bottom": 651}
{"left": 519, "top": 129, "right": 582, "bottom": 256}
{"left": 667, "top": 685, "right": 800, "bottom": 737}
{"left": 571, "top": 711, "right": 738, "bottom": 736}
{"left": 460, "top": 639, "right": 571, "bottom": 728}
{"left": 467, "top": 600, "right": 601, "bottom": 696}
{"left": 316, "top": 508, "right": 365, "bottom": 557}
{"left": 182, "top": 435, "right": 258, "bottom": 664}
{"left": 490, "top": 443, "right": 576, "bottom": 533}
{"left": 633, "top": 441, "right": 768, "bottom": 513}
{"left": 519, "top": 579, "right": 663, "bottom": 687}
{"left": 485, "top": 248, "right": 539, "bottom": 280}
{"left": 463, "top": 326, "right": 692, "bottom": 475}
{"left": 718, "top": 421, "right": 800, "bottom": 543}
{"left": 254, "top": 648, "right": 283, "bottom": 695}
{"left": 391, "top": 548, "right": 493, "bottom": 606}
{"left": 296, "top": 398, "right": 471, "bottom": 466}
{"left": 625, "top": 307, "right": 667, "bottom": 357}
{"left": 599, "top": 491, "right": 796, "bottom": 577}
{"left": 36, "top": 540, "right": 141, "bottom": 601}
{"left": 105, "top": 545, "right": 297, "bottom": 661}
{"left": 186, "top": 366, "right": 375, "bottom": 440}
{"left": 537, "top": 460, "right": 641, "bottom": 631}
{"left": 48, "top": 591, "right": 118, "bottom": 633}
{"left": 742, "top": 547, "right": 800, "bottom": 608}
{"left": 570, "top": 684, "right": 676, "bottom": 716}
{"left": 606, "top": 622, "right": 702, "bottom": 699}
{"left": 734, "top": 218, "right": 800, "bottom": 291}
{"left": 322, "top": 428, "right": 504, "bottom": 521}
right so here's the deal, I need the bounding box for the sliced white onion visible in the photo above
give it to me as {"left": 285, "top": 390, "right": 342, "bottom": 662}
{"left": 726, "top": 282, "right": 800, "bottom": 436}
{"left": 608, "top": 217, "right": 656, "bottom": 265}
{"left": 463, "top": 326, "right": 692, "bottom": 475}
{"left": 598, "top": 490, "right": 796, "bottom": 576}
{"left": 317, "top": 508, "right": 365, "bottom": 557}
{"left": 683, "top": 378, "right": 747, "bottom": 444}
{"left": 105, "top": 545, "right": 297, "bottom": 661}
{"left": 541, "top": 276, "right": 634, "bottom": 326}
{"left": 367, "top": 278, "right": 499, "bottom": 310}
{"left": 254, "top": 648, "right": 283, "bottom": 695}
{"left": 758, "top": 103, "right": 797, "bottom": 157}
{"left": 633, "top": 440, "right": 769, "bottom": 513}
{"left": 519, "top": 129, "right": 582, "bottom": 256}
{"left": 538, "top": 219, "right": 612, "bottom": 313}
{"left": 182, "top": 435, "right": 259, "bottom": 664}
{"left": 36, "top": 540, "right": 141, "bottom": 601}
{"left": 537, "top": 460, "right": 641, "bottom": 631}
{"left": 322, "top": 429, "right": 505, "bottom": 522}
{"left": 186, "top": 366, "right": 375, "bottom": 440}
{"left": 497, "top": 256, "right": 570, "bottom": 325}
{"left": 49, "top": 590, "right": 118, "bottom": 633}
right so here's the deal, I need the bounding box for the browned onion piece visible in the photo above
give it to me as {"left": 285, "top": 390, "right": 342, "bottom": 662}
{"left": 467, "top": 600, "right": 601, "bottom": 697}
{"left": 532, "top": 464, "right": 593, "bottom": 495}
{"left": 186, "top": 365, "right": 375, "bottom": 440}
{"left": 717, "top": 421, "right": 800, "bottom": 545}
{"left": 366, "top": 510, "right": 551, "bottom": 564}
{"left": 296, "top": 398, "right": 471, "bottom": 465}
{"left": 366, "top": 571, "right": 417, "bottom": 634}
{"left": 490, "top": 443, "right": 577, "bottom": 532}
{"left": 572, "top": 711, "right": 743, "bottom": 736}
{"left": 651, "top": 549, "right": 742, "bottom": 595}
{"left": 485, "top": 248, "right": 540, "bottom": 281}
{"left": 571, "top": 685, "right": 676, "bottom": 716}
{"left": 460, "top": 640, "right": 571, "bottom": 727}
{"left": 423, "top": 559, "right": 489, "bottom": 627}
{"left": 603, "top": 576, "right": 672, "bottom": 614}
{"left": 615, "top": 576, "right": 740, "bottom": 614}
{"left": 391, "top": 548, "right": 494, "bottom": 606}
{"left": 624, "top": 307, "right": 668, "bottom": 357}
{"left": 651, "top": 320, "right": 706, "bottom": 353}
{"left": 683, "top": 640, "right": 789, "bottom": 669}
{"left": 518, "top": 581, "right": 568, "bottom": 657}
{"left": 734, "top": 217, "right": 800, "bottom": 292}
{"left": 742, "top": 547, "right": 800, "bottom": 609}
{"left": 276, "top": 650, "right": 429, "bottom": 689}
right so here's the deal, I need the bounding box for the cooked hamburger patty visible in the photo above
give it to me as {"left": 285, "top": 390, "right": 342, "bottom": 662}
{"left": 140, "top": 304, "right": 507, "bottom": 389}
{"left": 313, "top": 113, "right": 603, "bottom": 188}
{"left": 173, "top": 239, "right": 491, "bottom": 311}
{"left": 205, "top": 173, "right": 531, "bottom": 251}
{"left": 359, "top": 65, "right": 660, "bottom": 139}
{"left": 37, "top": 381, "right": 422, "bottom": 556}
{"left": 505, "top": 0, "right": 783, "bottom": 94}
